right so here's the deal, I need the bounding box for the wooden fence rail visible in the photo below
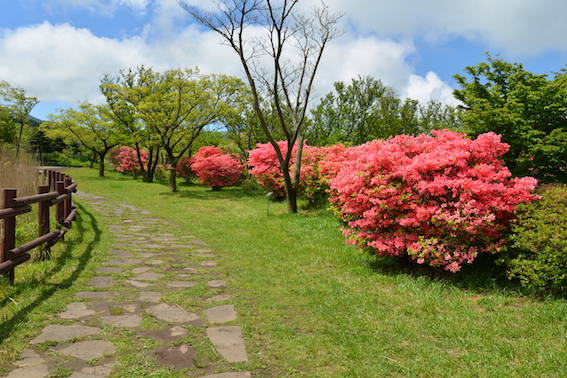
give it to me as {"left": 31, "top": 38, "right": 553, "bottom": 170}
{"left": 0, "top": 169, "right": 78, "bottom": 284}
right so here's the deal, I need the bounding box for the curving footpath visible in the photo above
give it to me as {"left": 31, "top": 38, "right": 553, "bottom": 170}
{"left": 4, "top": 192, "right": 251, "bottom": 378}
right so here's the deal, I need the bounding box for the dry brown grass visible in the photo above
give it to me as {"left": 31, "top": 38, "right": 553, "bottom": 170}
{"left": 0, "top": 145, "right": 39, "bottom": 196}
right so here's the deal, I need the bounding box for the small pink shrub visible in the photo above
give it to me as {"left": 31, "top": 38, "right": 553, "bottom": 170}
{"left": 191, "top": 146, "right": 243, "bottom": 189}
{"left": 329, "top": 130, "right": 539, "bottom": 272}
{"left": 110, "top": 146, "right": 148, "bottom": 173}
{"left": 248, "top": 141, "right": 295, "bottom": 198}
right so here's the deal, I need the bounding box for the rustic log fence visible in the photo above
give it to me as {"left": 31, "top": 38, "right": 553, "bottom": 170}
{"left": 0, "top": 169, "right": 78, "bottom": 284}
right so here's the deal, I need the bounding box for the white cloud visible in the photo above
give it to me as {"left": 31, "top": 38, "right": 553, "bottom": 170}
{"left": 402, "top": 72, "right": 460, "bottom": 106}
{"left": 324, "top": 0, "right": 567, "bottom": 54}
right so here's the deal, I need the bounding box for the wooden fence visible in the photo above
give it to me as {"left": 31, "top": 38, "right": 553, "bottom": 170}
{"left": 0, "top": 169, "right": 78, "bottom": 284}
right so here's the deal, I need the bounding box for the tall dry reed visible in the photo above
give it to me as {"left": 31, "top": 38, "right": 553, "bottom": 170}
{"left": 0, "top": 145, "right": 39, "bottom": 196}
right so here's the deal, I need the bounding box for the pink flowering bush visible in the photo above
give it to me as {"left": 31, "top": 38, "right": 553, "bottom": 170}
{"left": 176, "top": 156, "right": 196, "bottom": 183}
{"left": 329, "top": 130, "right": 539, "bottom": 272}
{"left": 248, "top": 141, "right": 294, "bottom": 198}
{"left": 110, "top": 146, "right": 148, "bottom": 174}
{"left": 191, "top": 146, "right": 243, "bottom": 189}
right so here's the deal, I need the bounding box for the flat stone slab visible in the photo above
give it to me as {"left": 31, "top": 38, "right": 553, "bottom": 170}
{"left": 139, "top": 291, "right": 162, "bottom": 303}
{"left": 76, "top": 291, "right": 114, "bottom": 299}
{"left": 194, "top": 248, "right": 213, "bottom": 252}
{"left": 131, "top": 267, "right": 150, "bottom": 274}
{"left": 151, "top": 344, "right": 194, "bottom": 369}
{"left": 207, "top": 280, "right": 227, "bottom": 289}
{"left": 60, "top": 303, "right": 96, "bottom": 319}
{"left": 14, "top": 349, "right": 44, "bottom": 368}
{"left": 193, "top": 253, "right": 216, "bottom": 258}
{"left": 102, "top": 259, "right": 140, "bottom": 266}
{"left": 175, "top": 274, "right": 193, "bottom": 279}
{"left": 145, "top": 259, "right": 164, "bottom": 266}
{"left": 132, "top": 272, "right": 164, "bottom": 281}
{"left": 57, "top": 340, "right": 116, "bottom": 360}
{"left": 207, "top": 294, "right": 232, "bottom": 302}
{"left": 136, "top": 253, "right": 157, "bottom": 258}
{"left": 127, "top": 280, "right": 151, "bottom": 288}
{"left": 189, "top": 239, "right": 208, "bottom": 246}
{"left": 70, "top": 362, "right": 114, "bottom": 377}
{"left": 146, "top": 303, "right": 199, "bottom": 323}
{"left": 90, "top": 276, "right": 113, "bottom": 288}
{"left": 203, "top": 305, "right": 237, "bottom": 324}
{"left": 31, "top": 324, "right": 101, "bottom": 344}
{"left": 101, "top": 314, "right": 143, "bottom": 328}
{"left": 201, "top": 261, "right": 217, "bottom": 267}
{"left": 200, "top": 373, "right": 251, "bottom": 378}
{"left": 206, "top": 326, "right": 248, "bottom": 362}
{"left": 5, "top": 364, "right": 49, "bottom": 378}
{"left": 167, "top": 281, "right": 197, "bottom": 288}
{"left": 96, "top": 267, "right": 122, "bottom": 274}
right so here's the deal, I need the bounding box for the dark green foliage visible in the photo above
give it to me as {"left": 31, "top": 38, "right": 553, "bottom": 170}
{"left": 454, "top": 55, "right": 567, "bottom": 181}
{"left": 502, "top": 185, "right": 567, "bottom": 295}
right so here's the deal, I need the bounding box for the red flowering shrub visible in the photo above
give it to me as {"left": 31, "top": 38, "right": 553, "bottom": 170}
{"left": 191, "top": 146, "right": 243, "bottom": 189}
{"left": 176, "top": 157, "right": 196, "bottom": 182}
{"left": 110, "top": 146, "right": 148, "bottom": 174}
{"left": 329, "top": 130, "right": 539, "bottom": 272}
{"left": 248, "top": 141, "right": 294, "bottom": 198}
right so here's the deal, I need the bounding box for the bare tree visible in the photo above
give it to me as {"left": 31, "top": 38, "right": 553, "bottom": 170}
{"left": 181, "top": 0, "right": 342, "bottom": 213}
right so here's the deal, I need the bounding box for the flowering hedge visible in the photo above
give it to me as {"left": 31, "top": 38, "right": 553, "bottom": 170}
{"left": 110, "top": 146, "right": 148, "bottom": 173}
{"left": 329, "top": 130, "right": 538, "bottom": 272}
{"left": 191, "top": 146, "right": 243, "bottom": 189}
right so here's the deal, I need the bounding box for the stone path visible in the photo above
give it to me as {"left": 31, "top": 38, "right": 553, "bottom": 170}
{"left": 4, "top": 192, "right": 251, "bottom": 378}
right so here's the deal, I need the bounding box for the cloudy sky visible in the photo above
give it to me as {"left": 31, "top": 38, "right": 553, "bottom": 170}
{"left": 1, "top": 0, "right": 566, "bottom": 119}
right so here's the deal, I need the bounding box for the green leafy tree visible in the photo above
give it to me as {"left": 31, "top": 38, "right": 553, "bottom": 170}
{"left": 0, "top": 81, "right": 39, "bottom": 156}
{"left": 42, "top": 103, "right": 123, "bottom": 176}
{"left": 454, "top": 55, "right": 567, "bottom": 181}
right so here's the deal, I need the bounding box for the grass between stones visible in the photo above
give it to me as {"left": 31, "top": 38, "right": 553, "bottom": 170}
{"left": 4, "top": 167, "right": 566, "bottom": 377}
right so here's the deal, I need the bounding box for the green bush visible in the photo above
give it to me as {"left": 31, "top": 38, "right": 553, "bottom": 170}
{"left": 502, "top": 185, "right": 567, "bottom": 295}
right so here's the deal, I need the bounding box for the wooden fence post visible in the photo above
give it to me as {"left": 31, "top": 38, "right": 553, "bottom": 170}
{"left": 56, "top": 181, "right": 65, "bottom": 226}
{"left": 38, "top": 185, "right": 51, "bottom": 259}
{"left": 2, "top": 189, "right": 17, "bottom": 284}
{"left": 64, "top": 176, "right": 72, "bottom": 219}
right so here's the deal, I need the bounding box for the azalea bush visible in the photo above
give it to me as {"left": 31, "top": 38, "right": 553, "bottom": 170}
{"left": 329, "top": 130, "right": 539, "bottom": 272}
{"left": 191, "top": 146, "right": 243, "bottom": 189}
{"left": 110, "top": 146, "right": 148, "bottom": 174}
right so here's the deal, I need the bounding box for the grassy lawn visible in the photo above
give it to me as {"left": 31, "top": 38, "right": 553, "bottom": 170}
{"left": 18, "top": 167, "right": 567, "bottom": 377}
{"left": 0, "top": 199, "right": 112, "bottom": 375}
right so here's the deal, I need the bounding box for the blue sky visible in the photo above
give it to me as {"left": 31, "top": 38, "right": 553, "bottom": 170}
{"left": 1, "top": 0, "right": 566, "bottom": 120}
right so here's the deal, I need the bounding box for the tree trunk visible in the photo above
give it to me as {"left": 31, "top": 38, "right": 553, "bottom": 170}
{"left": 143, "top": 145, "right": 153, "bottom": 182}
{"left": 134, "top": 141, "right": 147, "bottom": 180}
{"left": 282, "top": 164, "right": 298, "bottom": 213}
{"left": 168, "top": 166, "right": 177, "bottom": 192}
{"left": 98, "top": 153, "right": 105, "bottom": 177}
{"left": 15, "top": 120, "right": 24, "bottom": 157}
{"left": 89, "top": 152, "right": 96, "bottom": 168}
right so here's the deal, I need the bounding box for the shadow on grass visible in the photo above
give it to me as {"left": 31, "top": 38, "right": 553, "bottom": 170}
{"left": 159, "top": 186, "right": 263, "bottom": 201}
{"left": 366, "top": 252, "right": 525, "bottom": 296}
{"left": 0, "top": 202, "right": 100, "bottom": 343}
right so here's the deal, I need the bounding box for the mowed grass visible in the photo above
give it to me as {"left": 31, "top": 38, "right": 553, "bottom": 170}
{"left": 0, "top": 199, "right": 112, "bottom": 375}
{"left": 75, "top": 168, "right": 565, "bottom": 377}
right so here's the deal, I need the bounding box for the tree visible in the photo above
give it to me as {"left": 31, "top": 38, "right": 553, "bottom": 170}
{"left": 0, "top": 81, "right": 39, "bottom": 156}
{"left": 307, "top": 76, "right": 462, "bottom": 145}
{"left": 124, "top": 67, "right": 244, "bottom": 192}
{"left": 100, "top": 67, "right": 162, "bottom": 183}
{"left": 43, "top": 103, "right": 123, "bottom": 176}
{"left": 454, "top": 55, "right": 567, "bottom": 181}
{"left": 182, "top": 0, "right": 342, "bottom": 213}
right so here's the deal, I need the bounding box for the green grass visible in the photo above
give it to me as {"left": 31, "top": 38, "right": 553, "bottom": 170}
{"left": 12, "top": 167, "right": 567, "bottom": 377}
{"left": 0, "top": 199, "right": 112, "bottom": 375}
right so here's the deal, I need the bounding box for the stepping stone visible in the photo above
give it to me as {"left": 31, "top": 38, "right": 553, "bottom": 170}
{"left": 137, "top": 253, "right": 157, "bottom": 258}
{"left": 90, "top": 276, "right": 113, "bottom": 288}
{"left": 145, "top": 244, "right": 165, "bottom": 249}
{"left": 170, "top": 326, "right": 188, "bottom": 337}
{"left": 151, "top": 344, "right": 194, "bottom": 369}
{"left": 194, "top": 248, "right": 213, "bottom": 253}
{"left": 200, "top": 373, "right": 251, "bottom": 378}
{"left": 101, "top": 314, "right": 143, "bottom": 328}
{"left": 139, "top": 291, "right": 162, "bottom": 303}
{"left": 146, "top": 259, "right": 164, "bottom": 266}
{"left": 201, "top": 261, "right": 217, "bottom": 267}
{"left": 127, "top": 280, "right": 151, "bottom": 288}
{"left": 133, "top": 272, "right": 164, "bottom": 281}
{"left": 167, "top": 281, "right": 197, "bottom": 288}
{"left": 193, "top": 253, "right": 216, "bottom": 258}
{"left": 76, "top": 291, "right": 114, "bottom": 299}
{"left": 146, "top": 303, "right": 199, "bottom": 323}
{"left": 60, "top": 303, "right": 96, "bottom": 319}
{"left": 71, "top": 362, "right": 114, "bottom": 377}
{"left": 121, "top": 304, "right": 137, "bottom": 313}
{"left": 208, "top": 280, "right": 227, "bottom": 289}
{"left": 5, "top": 364, "right": 49, "bottom": 378}
{"left": 96, "top": 267, "right": 122, "bottom": 274}
{"left": 190, "top": 240, "right": 208, "bottom": 246}
{"left": 14, "top": 349, "right": 44, "bottom": 368}
{"left": 203, "top": 305, "right": 237, "bottom": 324}
{"left": 57, "top": 340, "right": 116, "bottom": 360}
{"left": 206, "top": 326, "right": 248, "bottom": 362}
{"left": 103, "top": 259, "right": 140, "bottom": 266}
{"left": 172, "top": 244, "right": 196, "bottom": 248}
{"left": 175, "top": 274, "right": 193, "bottom": 279}
{"left": 207, "top": 294, "right": 232, "bottom": 302}
{"left": 31, "top": 324, "right": 101, "bottom": 344}
{"left": 131, "top": 267, "right": 150, "bottom": 274}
